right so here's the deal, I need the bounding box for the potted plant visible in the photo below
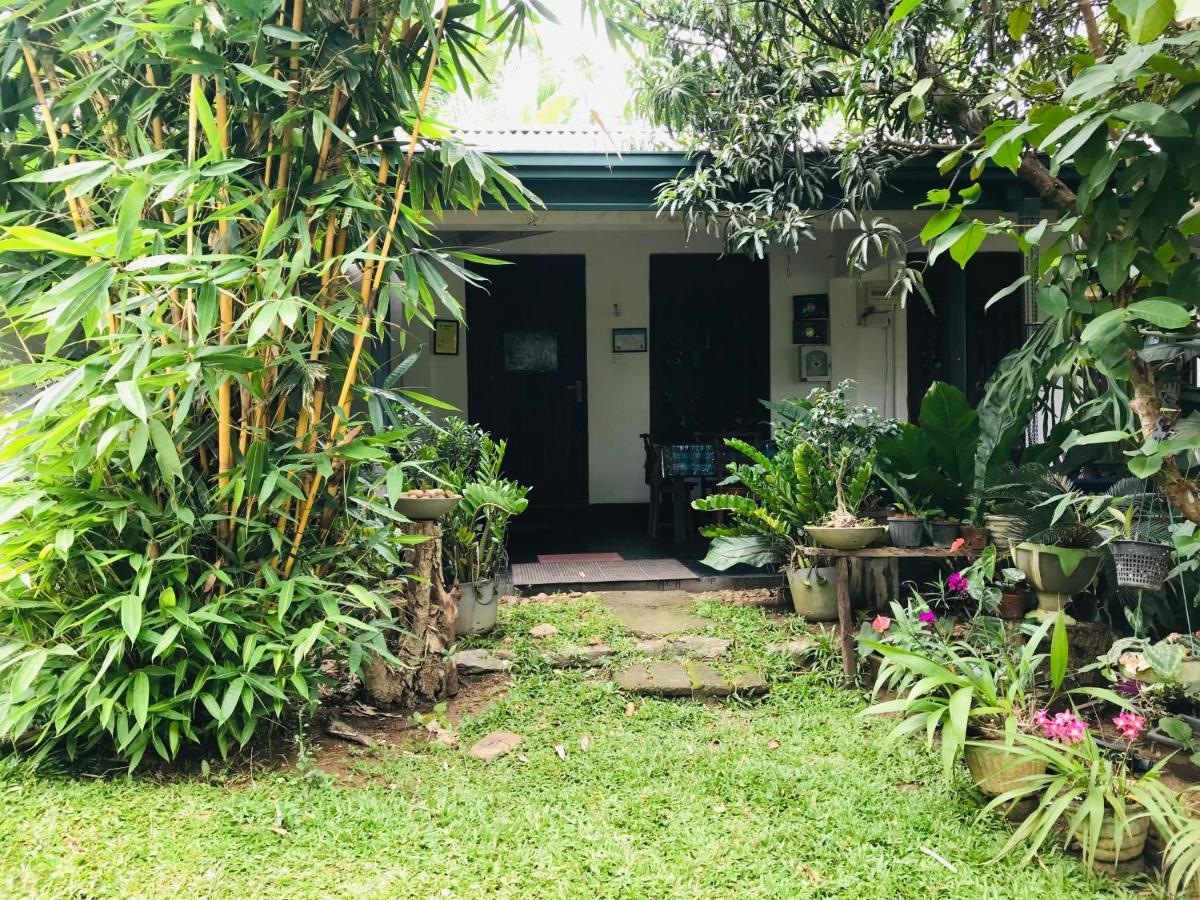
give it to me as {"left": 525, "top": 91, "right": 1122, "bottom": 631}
{"left": 983, "top": 711, "right": 1182, "bottom": 874}
{"left": 694, "top": 440, "right": 841, "bottom": 620}
{"left": 960, "top": 504, "right": 990, "bottom": 551}
{"left": 423, "top": 423, "right": 529, "bottom": 636}
{"left": 862, "top": 610, "right": 1077, "bottom": 796}
{"left": 804, "top": 448, "right": 886, "bottom": 549}
{"left": 887, "top": 499, "right": 926, "bottom": 548}
{"left": 1102, "top": 502, "right": 1173, "bottom": 593}
{"left": 930, "top": 512, "right": 960, "bottom": 547}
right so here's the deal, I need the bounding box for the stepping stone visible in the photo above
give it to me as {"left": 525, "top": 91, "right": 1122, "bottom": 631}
{"left": 599, "top": 590, "right": 709, "bottom": 638}
{"left": 469, "top": 731, "right": 523, "bottom": 762}
{"left": 634, "top": 635, "right": 731, "bottom": 659}
{"left": 546, "top": 644, "right": 613, "bottom": 668}
{"left": 529, "top": 623, "right": 559, "bottom": 639}
{"left": 668, "top": 635, "right": 731, "bottom": 659}
{"left": 454, "top": 649, "right": 513, "bottom": 674}
{"left": 766, "top": 638, "right": 815, "bottom": 661}
{"left": 614, "top": 661, "right": 767, "bottom": 698}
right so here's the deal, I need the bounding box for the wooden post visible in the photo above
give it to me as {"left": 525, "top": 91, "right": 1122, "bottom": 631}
{"left": 361, "top": 520, "right": 459, "bottom": 707}
{"left": 836, "top": 555, "right": 855, "bottom": 685}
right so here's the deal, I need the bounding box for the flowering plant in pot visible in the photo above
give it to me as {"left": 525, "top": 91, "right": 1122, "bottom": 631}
{"left": 982, "top": 708, "right": 1183, "bottom": 873}
{"left": 862, "top": 611, "right": 1089, "bottom": 795}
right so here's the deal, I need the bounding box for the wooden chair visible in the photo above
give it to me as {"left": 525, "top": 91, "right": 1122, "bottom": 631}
{"left": 640, "top": 433, "right": 669, "bottom": 538}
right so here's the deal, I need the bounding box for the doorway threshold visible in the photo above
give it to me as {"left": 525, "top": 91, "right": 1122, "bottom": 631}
{"left": 509, "top": 557, "right": 783, "bottom": 595}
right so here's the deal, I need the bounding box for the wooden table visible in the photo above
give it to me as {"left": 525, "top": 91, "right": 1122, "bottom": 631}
{"left": 817, "top": 545, "right": 981, "bottom": 685}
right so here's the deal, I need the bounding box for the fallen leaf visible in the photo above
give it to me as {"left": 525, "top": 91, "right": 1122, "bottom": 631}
{"left": 800, "top": 865, "right": 822, "bottom": 882}
{"left": 517, "top": 753, "right": 528, "bottom": 763}
{"left": 579, "top": 735, "right": 591, "bottom": 752}
{"left": 766, "top": 739, "right": 781, "bottom": 751}
{"left": 625, "top": 702, "right": 637, "bottom": 717}
{"left": 554, "top": 743, "right": 567, "bottom": 760}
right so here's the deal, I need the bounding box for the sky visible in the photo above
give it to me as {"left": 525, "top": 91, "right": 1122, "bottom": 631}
{"left": 444, "top": 0, "right": 640, "bottom": 130}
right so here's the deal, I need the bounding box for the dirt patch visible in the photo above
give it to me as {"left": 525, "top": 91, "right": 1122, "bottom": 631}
{"left": 309, "top": 672, "right": 511, "bottom": 783}
{"left": 699, "top": 588, "right": 788, "bottom": 608}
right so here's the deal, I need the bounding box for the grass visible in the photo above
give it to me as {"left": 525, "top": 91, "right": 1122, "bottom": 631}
{"left": 0, "top": 595, "right": 1143, "bottom": 898}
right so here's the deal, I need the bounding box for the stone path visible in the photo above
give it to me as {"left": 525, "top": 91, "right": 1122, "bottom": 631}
{"left": 597, "top": 590, "right": 711, "bottom": 638}
{"left": 614, "top": 660, "right": 767, "bottom": 698}
{"left": 454, "top": 589, "right": 778, "bottom": 700}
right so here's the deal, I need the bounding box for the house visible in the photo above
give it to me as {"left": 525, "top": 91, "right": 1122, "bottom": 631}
{"left": 407, "top": 128, "right": 1050, "bottom": 584}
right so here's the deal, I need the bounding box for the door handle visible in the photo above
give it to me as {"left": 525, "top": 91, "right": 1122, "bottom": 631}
{"left": 565, "top": 380, "right": 583, "bottom": 402}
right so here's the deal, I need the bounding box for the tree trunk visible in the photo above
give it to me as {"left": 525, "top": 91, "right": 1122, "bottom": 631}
{"left": 361, "top": 520, "right": 460, "bottom": 707}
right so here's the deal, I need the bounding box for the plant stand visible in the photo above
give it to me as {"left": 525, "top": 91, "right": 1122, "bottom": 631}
{"left": 361, "top": 520, "right": 460, "bottom": 707}
{"left": 827, "top": 545, "right": 981, "bottom": 685}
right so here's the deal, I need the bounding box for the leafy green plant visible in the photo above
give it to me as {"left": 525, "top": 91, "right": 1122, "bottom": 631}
{"left": 0, "top": 0, "right": 567, "bottom": 769}
{"left": 695, "top": 435, "right": 878, "bottom": 568}
{"left": 693, "top": 439, "right": 830, "bottom": 570}
{"left": 982, "top": 728, "right": 1182, "bottom": 870}
{"left": 875, "top": 382, "right": 979, "bottom": 519}
{"left": 862, "top": 613, "right": 1069, "bottom": 777}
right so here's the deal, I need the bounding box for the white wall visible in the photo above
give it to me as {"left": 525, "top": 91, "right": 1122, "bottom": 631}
{"left": 415, "top": 210, "right": 991, "bottom": 504}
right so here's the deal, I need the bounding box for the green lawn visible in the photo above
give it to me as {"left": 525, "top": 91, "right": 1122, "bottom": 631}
{"left": 0, "top": 596, "right": 1141, "bottom": 898}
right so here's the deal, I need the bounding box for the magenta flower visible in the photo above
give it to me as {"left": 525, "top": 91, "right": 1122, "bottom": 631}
{"left": 871, "top": 615, "right": 891, "bottom": 633}
{"left": 947, "top": 572, "right": 968, "bottom": 594}
{"left": 1113, "top": 710, "right": 1146, "bottom": 742}
{"left": 1036, "top": 710, "right": 1088, "bottom": 744}
{"left": 918, "top": 610, "right": 936, "bottom": 625}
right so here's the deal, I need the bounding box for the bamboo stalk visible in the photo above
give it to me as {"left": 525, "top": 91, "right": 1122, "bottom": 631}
{"left": 214, "top": 87, "right": 235, "bottom": 535}
{"left": 21, "top": 43, "right": 84, "bottom": 232}
{"left": 274, "top": 0, "right": 306, "bottom": 192}
{"left": 281, "top": 6, "right": 450, "bottom": 577}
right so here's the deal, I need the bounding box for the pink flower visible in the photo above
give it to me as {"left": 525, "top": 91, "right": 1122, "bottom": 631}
{"left": 918, "top": 610, "right": 936, "bottom": 625}
{"left": 871, "top": 615, "right": 892, "bottom": 633}
{"left": 1037, "top": 710, "right": 1089, "bottom": 744}
{"left": 950, "top": 538, "right": 965, "bottom": 553}
{"left": 1113, "top": 710, "right": 1146, "bottom": 742}
{"left": 946, "top": 572, "right": 968, "bottom": 594}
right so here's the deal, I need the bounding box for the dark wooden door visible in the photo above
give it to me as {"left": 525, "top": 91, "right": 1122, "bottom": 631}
{"left": 906, "top": 252, "right": 1025, "bottom": 418}
{"left": 649, "top": 254, "right": 770, "bottom": 440}
{"left": 466, "top": 255, "right": 588, "bottom": 507}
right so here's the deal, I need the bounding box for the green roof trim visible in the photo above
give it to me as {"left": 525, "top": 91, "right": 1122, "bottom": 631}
{"left": 491, "top": 150, "right": 1055, "bottom": 213}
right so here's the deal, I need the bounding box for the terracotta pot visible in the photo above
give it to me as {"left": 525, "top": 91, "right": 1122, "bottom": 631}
{"left": 996, "top": 591, "right": 1027, "bottom": 620}
{"left": 785, "top": 565, "right": 838, "bottom": 622}
{"left": 960, "top": 525, "right": 988, "bottom": 551}
{"left": 964, "top": 740, "right": 1046, "bottom": 796}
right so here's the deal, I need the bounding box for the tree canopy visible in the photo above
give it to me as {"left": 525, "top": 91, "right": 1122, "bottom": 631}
{"left": 635, "top": 0, "right": 1200, "bottom": 523}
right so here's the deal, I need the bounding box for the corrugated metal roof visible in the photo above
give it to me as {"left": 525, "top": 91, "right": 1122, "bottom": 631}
{"left": 451, "top": 124, "right": 680, "bottom": 153}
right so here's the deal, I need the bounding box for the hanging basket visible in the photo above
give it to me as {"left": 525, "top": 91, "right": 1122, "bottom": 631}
{"left": 1110, "top": 539, "right": 1172, "bottom": 592}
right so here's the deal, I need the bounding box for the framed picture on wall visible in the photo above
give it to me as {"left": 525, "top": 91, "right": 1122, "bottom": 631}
{"left": 793, "top": 293, "right": 829, "bottom": 319}
{"left": 793, "top": 318, "right": 829, "bottom": 344}
{"left": 433, "top": 319, "right": 459, "bottom": 355}
{"left": 612, "top": 327, "right": 648, "bottom": 353}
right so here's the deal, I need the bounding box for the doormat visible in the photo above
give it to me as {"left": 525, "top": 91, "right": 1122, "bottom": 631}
{"left": 537, "top": 552, "right": 623, "bottom": 564}
{"left": 513, "top": 558, "right": 697, "bottom": 586}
